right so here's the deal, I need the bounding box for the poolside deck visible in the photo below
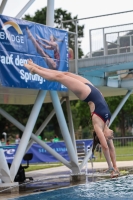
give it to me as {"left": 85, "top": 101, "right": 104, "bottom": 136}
{"left": 0, "top": 161, "right": 133, "bottom": 200}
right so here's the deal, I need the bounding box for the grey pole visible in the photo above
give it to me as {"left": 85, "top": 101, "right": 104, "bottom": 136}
{"left": 79, "top": 146, "right": 93, "bottom": 170}
{"left": 50, "top": 91, "right": 79, "bottom": 172}
{"left": 89, "top": 30, "right": 92, "bottom": 58}
{"left": 66, "top": 97, "right": 77, "bottom": 153}
{"left": 130, "top": 35, "right": 132, "bottom": 52}
{"left": 103, "top": 30, "right": 107, "bottom": 56}
{"left": 117, "top": 32, "right": 120, "bottom": 54}
{"left": 46, "top": 0, "right": 79, "bottom": 173}
{"left": 0, "top": 106, "right": 71, "bottom": 169}
{"left": 0, "top": 0, "right": 8, "bottom": 14}
{"left": 75, "top": 20, "right": 78, "bottom": 74}
{"left": 109, "top": 90, "right": 132, "bottom": 126}
{"left": 61, "top": 20, "right": 63, "bottom": 29}
{"left": 46, "top": 0, "right": 54, "bottom": 25}
{"left": 103, "top": 28, "right": 105, "bottom": 55}
{"left": 10, "top": 90, "right": 47, "bottom": 181}
{"left": 26, "top": 97, "right": 65, "bottom": 152}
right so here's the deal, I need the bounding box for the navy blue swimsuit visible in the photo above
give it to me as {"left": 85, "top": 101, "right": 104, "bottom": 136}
{"left": 83, "top": 83, "right": 111, "bottom": 123}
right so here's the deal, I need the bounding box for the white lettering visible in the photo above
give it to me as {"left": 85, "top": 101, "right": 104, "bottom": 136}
{"left": 15, "top": 55, "right": 27, "bottom": 66}
{"left": 16, "top": 35, "right": 20, "bottom": 43}
{"left": 20, "top": 69, "right": 45, "bottom": 84}
{"left": 0, "top": 54, "right": 13, "bottom": 64}
{"left": 0, "top": 31, "right": 24, "bottom": 44}
{"left": 20, "top": 36, "right": 24, "bottom": 43}
{"left": 3, "top": 149, "right": 15, "bottom": 155}
{"left": 15, "top": 55, "right": 20, "bottom": 66}
{"left": 0, "top": 32, "right": 5, "bottom": 39}
{"left": 11, "top": 34, "right": 15, "bottom": 42}
{"left": 1, "top": 55, "right": 5, "bottom": 64}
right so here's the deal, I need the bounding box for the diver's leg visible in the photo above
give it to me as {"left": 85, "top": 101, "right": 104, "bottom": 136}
{"left": 27, "top": 60, "right": 92, "bottom": 84}
{"left": 24, "top": 63, "right": 91, "bottom": 100}
{"left": 107, "top": 140, "right": 119, "bottom": 174}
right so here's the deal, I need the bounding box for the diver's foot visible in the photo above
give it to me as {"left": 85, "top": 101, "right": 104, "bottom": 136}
{"left": 24, "top": 64, "right": 35, "bottom": 74}
{"left": 111, "top": 170, "right": 120, "bottom": 178}
{"left": 103, "top": 167, "right": 115, "bottom": 174}
{"left": 27, "top": 60, "right": 43, "bottom": 71}
{"left": 27, "top": 59, "right": 33, "bottom": 64}
{"left": 103, "top": 168, "right": 120, "bottom": 178}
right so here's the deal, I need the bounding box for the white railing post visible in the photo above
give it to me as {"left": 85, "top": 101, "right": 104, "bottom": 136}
{"left": 89, "top": 30, "right": 92, "bottom": 58}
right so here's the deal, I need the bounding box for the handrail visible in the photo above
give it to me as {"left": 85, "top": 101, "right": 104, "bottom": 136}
{"left": 62, "top": 10, "right": 133, "bottom": 23}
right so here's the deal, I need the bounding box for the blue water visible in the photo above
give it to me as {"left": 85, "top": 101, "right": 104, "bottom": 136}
{"left": 10, "top": 175, "right": 133, "bottom": 200}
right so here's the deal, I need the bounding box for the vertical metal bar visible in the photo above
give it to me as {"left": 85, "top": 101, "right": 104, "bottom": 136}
{"left": 103, "top": 29, "right": 107, "bottom": 55}
{"left": 75, "top": 21, "right": 79, "bottom": 59}
{"left": 79, "top": 146, "right": 93, "bottom": 170}
{"left": 61, "top": 20, "right": 63, "bottom": 29}
{"left": 130, "top": 35, "right": 132, "bottom": 52}
{"left": 46, "top": 0, "right": 54, "bottom": 25}
{"left": 66, "top": 97, "right": 77, "bottom": 153}
{"left": 103, "top": 28, "right": 105, "bottom": 54}
{"left": 74, "top": 20, "right": 78, "bottom": 74}
{"left": 117, "top": 32, "right": 120, "bottom": 54}
{"left": 10, "top": 90, "right": 47, "bottom": 181}
{"left": 89, "top": 30, "right": 92, "bottom": 58}
{"left": 109, "top": 90, "right": 132, "bottom": 126}
{"left": 15, "top": 0, "right": 36, "bottom": 18}
{"left": 103, "top": 28, "right": 107, "bottom": 56}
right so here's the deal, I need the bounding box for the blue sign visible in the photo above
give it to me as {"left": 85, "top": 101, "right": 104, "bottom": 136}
{"left": 4, "top": 140, "right": 93, "bottom": 164}
{"left": 0, "top": 15, "right": 69, "bottom": 91}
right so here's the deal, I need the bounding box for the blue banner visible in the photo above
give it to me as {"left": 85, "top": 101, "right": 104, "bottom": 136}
{"left": 0, "top": 15, "right": 69, "bottom": 91}
{"left": 3, "top": 140, "right": 93, "bottom": 164}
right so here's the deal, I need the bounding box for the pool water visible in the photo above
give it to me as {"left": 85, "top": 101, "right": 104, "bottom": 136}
{"left": 10, "top": 175, "right": 133, "bottom": 200}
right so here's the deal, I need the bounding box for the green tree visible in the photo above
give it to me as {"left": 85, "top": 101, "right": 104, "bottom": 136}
{"left": 24, "top": 7, "right": 84, "bottom": 58}
{"left": 0, "top": 104, "right": 32, "bottom": 139}
{"left": 105, "top": 95, "right": 133, "bottom": 137}
{"left": 70, "top": 100, "right": 92, "bottom": 138}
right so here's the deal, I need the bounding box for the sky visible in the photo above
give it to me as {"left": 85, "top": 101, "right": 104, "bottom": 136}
{"left": 1, "top": 0, "right": 133, "bottom": 55}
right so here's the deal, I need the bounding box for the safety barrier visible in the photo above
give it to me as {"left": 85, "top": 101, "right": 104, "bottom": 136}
{"left": 2, "top": 140, "right": 93, "bottom": 164}
{"left": 113, "top": 136, "right": 133, "bottom": 158}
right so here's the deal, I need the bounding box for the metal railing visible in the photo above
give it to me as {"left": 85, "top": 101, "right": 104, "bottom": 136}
{"left": 89, "top": 23, "right": 133, "bottom": 58}
{"left": 61, "top": 10, "right": 133, "bottom": 58}
{"left": 113, "top": 136, "right": 133, "bottom": 157}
